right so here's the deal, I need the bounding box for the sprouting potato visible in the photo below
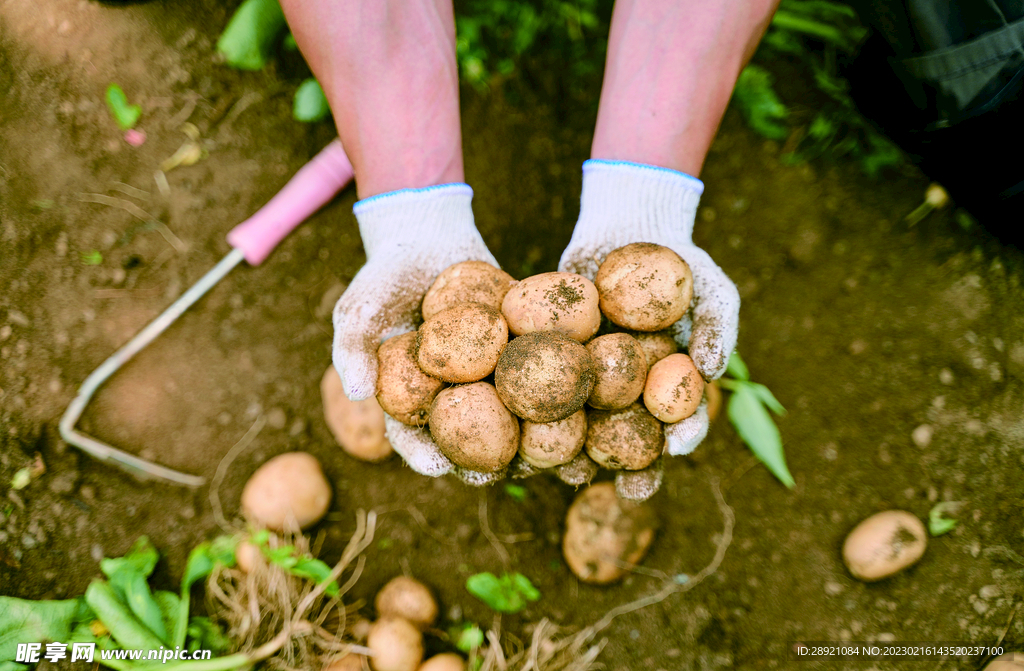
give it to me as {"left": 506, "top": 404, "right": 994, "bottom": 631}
{"left": 240, "top": 452, "right": 332, "bottom": 531}
{"left": 322, "top": 364, "right": 393, "bottom": 462}
{"left": 595, "top": 243, "right": 693, "bottom": 331}
{"left": 429, "top": 382, "right": 520, "bottom": 473}
{"left": 643, "top": 353, "right": 704, "bottom": 423}
{"left": 494, "top": 331, "right": 596, "bottom": 423}
{"left": 417, "top": 303, "right": 508, "bottom": 383}
{"left": 421, "top": 261, "right": 517, "bottom": 320}
{"left": 842, "top": 510, "right": 928, "bottom": 582}
{"left": 376, "top": 332, "right": 444, "bottom": 426}
{"left": 501, "top": 272, "right": 601, "bottom": 342}
{"left": 518, "top": 409, "right": 587, "bottom": 468}
{"left": 375, "top": 576, "right": 438, "bottom": 630}
{"left": 586, "top": 333, "right": 647, "bottom": 409}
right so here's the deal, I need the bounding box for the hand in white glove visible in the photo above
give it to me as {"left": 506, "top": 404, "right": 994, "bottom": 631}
{"left": 332, "top": 184, "right": 505, "bottom": 485}
{"left": 554, "top": 160, "right": 740, "bottom": 501}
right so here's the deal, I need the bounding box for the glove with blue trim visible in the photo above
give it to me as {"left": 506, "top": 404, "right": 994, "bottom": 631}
{"left": 331, "top": 183, "right": 505, "bottom": 485}
{"left": 553, "top": 159, "right": 741, "bottom": 501}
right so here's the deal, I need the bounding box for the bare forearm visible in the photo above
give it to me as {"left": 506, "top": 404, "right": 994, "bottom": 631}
{"left": 280, "top": 0, "right": 464, "bottom": 198}
{"left": 592, "top": 0, "right": 779, "bottom": 176}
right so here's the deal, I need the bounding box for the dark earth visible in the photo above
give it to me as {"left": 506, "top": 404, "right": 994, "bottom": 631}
{"left": 1, "top": 1, "right": 1023, "bottom": 670}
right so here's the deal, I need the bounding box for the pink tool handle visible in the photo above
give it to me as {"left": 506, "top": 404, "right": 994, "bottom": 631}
{"left": 227, "top": 139, "right": 354, "bottom": 265}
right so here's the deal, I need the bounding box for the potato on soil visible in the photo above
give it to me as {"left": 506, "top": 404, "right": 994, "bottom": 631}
{"left": 501, "top": 271, "right": 601, "bottom": 342}
{"left": 375, "top": 576, "right": 438, "bottom": 629}
{"left": 429, "top": 382, "right": 519, "bottom": 472}
{"left": 322, "top": 365, "right": 393, "bottom": 462}
{"left": 631, "top": 331, "right": 678, "bottom": 370}
{"left": 586, "top": 333, "right": 647, "bottom": 409}
{"left": 519, "top": 409, "right": 587, "bottom": 468}
{"left": 984, "top": 654, "right": 1024, "bottom": 671}
{"left": 595, "top": 243, "right": 693, "bottom": 331}
{"left": 842, "top": 510, "right": 927, "bottom": 582}
{"left": 417, "top": 303, "right": 508, "bottom": 383}
{"left": 240, "top": 452, "right": 331, "bottom": 530}
{"left": 643, "top": 353, "right": 704, "bottom": 422}
{"left": 418, "top": 654, "right": 465, "bottom": 671}
{"left": 494, "top": 331, "right": 596, "bottom": 423}
{"left": 563, "top": 482, "right": 656, "bottom": 584}
{"left": 367, "top": 616, "right": 423, "bottom": 671}
{"left": 376, "top": 332, "right": 444, "bottom": 426}
{"left": 585, "top": 403, "right": 664, "bottom": 470}
{"left": 325, "top": 655, "right": 366, "bottom": 671}
{"left": 422, "top": 261, "right": 516, "bottom": 320}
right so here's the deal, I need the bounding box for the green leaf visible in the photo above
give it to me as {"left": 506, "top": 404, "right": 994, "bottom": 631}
{"left": 0, "top": 597, "right": 85, "bottom": 661}
{"left": 288, "top": 557, "right": 340, "bottom": 597}
{"left": 153, "top": 591, "right": 181, "bottom": 647}
{"left": 745, "top": 382, "right": 786, "bottom": 416}
{"left": 81, "top": 250, "right": 103, "bottom": 266}
{"left": 503, "top": 484, "right": 528, "bottom": 501}
{"left": 84, "top": 581, "right": 164, "bottom": 651}
{"left": 466, "top": 572, "right": 540, "bottom": 613}
{"left": 282, "top": 33, "right": 297, "bottom": 51}
{"left": 732, "top": 65, "right": 789, "bottom": 141}
{"left": 727, "top": 386, "right": 794, "bottom": 488}
{"left": 100, "top": 538, "right": 167, "bottom": 643}
{"left": 293, "top": 79, "right": 331, "bottom": 122}
{"left": 449, "top": 623, "right": 485, "bottom": 653}
{"left": 101, "top": 537, "right": 159, "bottom": 583}
{"left": 216, "top": 0, "right": 287, "bottom": 70}
{"left": 725, "top": 351, "right": 750, "bottom": 381}
{"left": 928, "top": 502, "right": 959, "bottom": 536}
{"left": 0, "top": 662, "right": 28, "bottom": 671}
{"left": 186, "top": 617, "right": 231, "bottom": 654}
{"left": 105, "top": 85, "right": 142, "bottom": 130}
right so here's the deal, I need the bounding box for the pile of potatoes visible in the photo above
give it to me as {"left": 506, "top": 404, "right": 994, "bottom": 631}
{"left": 369, "top": 243, "right": 705, "bottom": 476}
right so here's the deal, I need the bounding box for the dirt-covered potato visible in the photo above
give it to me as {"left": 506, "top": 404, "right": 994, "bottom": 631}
{"left": 563, "top": 482, "right": 656, "bottom": 584}
{"left": 367, "top": 616, "right": 423, "bottom": 671}
{"left": 586, "top": 333, "right": 647, "bottom": 409}
{"left": 585, "top": 403, "right": 664, "bottom": 470}
{"left": 501, "top": 272, "right": 601, "bottom": 342}
{"left": 705, "top": 380, "right": 722, "bottom": 422}
{"left": 417, "top": 303, "right": 508, "bottom": 383}
{"left": 518, "top": 409, "right": 587, "bottom": 468}
{"left": 375, "top": 576, "right": 438, "bottom": 630}
{"left": 240, "top": 452, "right": 332, "bottom": 531}
{"left": 376, "top": 333, "right": 444, "bottom": 426}
{"left": 494, "top": 332, "right": 595, "bottom": 422}
{"left": 643, "top": 353, "right": 704, "bottom": 423}
{"left": 422, "top": 261, "right": 517, "bottom": 320}
{"left": 322, "top": 365, "right": 393, "bottom": 462}
{"left": 418, "top": 654, "right": 466, "bottom": 671}
{"left": 842, "top": 510, "right": 928, "bottom": 582}
{"left": 631, "top": 331, "right": 678, "bottom": 370}
{"left": 595, "top": 243, "right": 693, "bottom": 331}
{"left": 429, "top": 382, "right": 520, "bottom": 472}
{"left": 984, "top": 654, "right": 1024, "bottom": 671}
{"left": 325, "top": 655, "right": 366, "bottom": 671}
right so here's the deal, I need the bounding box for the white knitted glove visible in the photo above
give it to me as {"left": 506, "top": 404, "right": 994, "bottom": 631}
{"left": 332, "top": 184, "right": 505, "bottom": 485}
{"left": 556, "top": 160, "right": 740, "bottom": 501}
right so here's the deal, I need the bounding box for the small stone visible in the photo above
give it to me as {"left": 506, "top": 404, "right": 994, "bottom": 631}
{"left": 903, "top": 487, "right": 916, "bottom": 499}
{"left": 21, "top": 534, "right": 37, "bottom": 549}
{"left": 79, "top": 484, "right": 96, "bottom": 502}
{"left": 848, "top": 340, "right": 867, "bottom": 355}
{"left": 217, "top": 412, "right": 232, "bottom": 426}
{"left": 7, "top": 311, "right": 30, "bottom": 327}
{"left": 972, "top": 600, "right": 989, "bottom": 615}
{"left": 927, "top": 486, "right": 938, "bottom": 502}
{"left": 825, "top": 581, "right": 844, "bottom": 596}
{"left": 629, "top": 629, "right": 640, "bottom": 641}
{"left": 876, "top": 633, "right": 896, "bottom": 643}
{"left": 55, "top": 233, "right": 68, "bottom": 258}
{"left": 912, "top": 424, "right": 933, "bottom": 448}
{"left": 969, "top": 541, "right": 981, "bottom": 558}
{"left": 90, "top": 544, "right": 104, "bottom": 562}
{"left": 266, "top": 407, "right": 287, "bottom": 430}
{"left": 821, "top": 442, "right": 839, "bottom": 461}
{"left": 978, "top": 585, "right": 999, "bottom": 599}
{"left": 180, "top": 505, "right": 195, "bottom": 520}
{"left": 877, "top": 444, "right": 892, "bottom": 465}
{"left": 47, "top": 379, "right": 62, "bottom": 393}
{"left": 288, "top": 418, "right": 307, "bottom": 437}
{"left": 0, "top": 326, "right": 10, "bottom": 342}
{"left": 939, "top": 368, "right": 954, "bottom": 385}
{"left": 47, "top": 472, "right": 77, "bottom": 494}
{"left": 110, "top": 268, "right": 127, "bottom": 286}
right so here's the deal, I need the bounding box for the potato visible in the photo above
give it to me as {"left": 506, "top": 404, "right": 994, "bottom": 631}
{"left": 842, "top": 510, "right": 927, "bottom": 582}
{"left": 351, "top": 617, "right": 373, "bottom": 642}
{"left": 705, "top": 380, "right": 722, "bottom": 422}
{"left": 418, "top": 654, "right": 465, "bottom": 671}
{"left": 643, "top": 353, "right": 704, "bottom": 422}
{"left": 595, "top": 243, "right": 693, "bottom": 331}
{"left": 562, "top": 482, "right": 656, "bottom": 584}
{"left": 586, "top": 333, "right": 647, "bottom": 409}
{"left": 240, "top": 452, "right": 332, "bottom": 530}
{"left": 585, "top": 403, "right": 664, "bottom": 470}
{"left": 422, "top": 261, "right": 517, "bottom": 320}
{"left": 429, "top": 382, "right": 520, "bottom": 472}
{"left": 376, "top": 333, "right": 445, "bottom": 426}
{"left": 325, "top": 655, "right": 366, "bottom": 671}
{"left": 631, "top": 331, "right": 678, "bottom": 370}
{"left": 367, "top": 616, "right": 423, "bottom": 671}
{"left": 984, "top": 654, "right": 1024, "bottom": 671}
{"left": 501, "top": 272, "right": 601, "bottom": 342}
{"left": 235, "top": 540, "right": 261, "bottom": 573}
{"left": 321, "top": 365, "right": 393, "bottom": 462}
{"left": 375, "top": 576, "right": 438, "bottom": 629}
{"left": 494, "top": 332, "right": 596, "bottom": 422}
{"left": 417, "top": 303, "right": 508, "bottom": 383}
{"left": 519, "top": 409, "right": 587, "bottom": 468}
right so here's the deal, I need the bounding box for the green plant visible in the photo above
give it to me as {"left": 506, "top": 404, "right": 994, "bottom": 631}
{"left": 928, "top": 502, "right": 959, "bottom": 536}
{"left": 293, "top": 79, "right": 330, "bottom": 122}
{"left": 465, "top": 572, "right": 540, "bottom": 613}
{"left": 105, "top": 85, "right": 141, "bottom": 131}
{"left": 718, "top": 351, "right": 794, "bottom": 488}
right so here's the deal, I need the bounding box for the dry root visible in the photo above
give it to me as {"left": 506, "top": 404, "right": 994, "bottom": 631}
{"left": 476, "top": 619, "right": 604, "bottom": 671}
{"left": 205, "top": 510, "right": 377, "bottom": 671}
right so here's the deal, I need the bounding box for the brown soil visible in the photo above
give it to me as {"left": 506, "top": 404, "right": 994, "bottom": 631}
{"left": 1, "top": 2, "right": 1023, "bottom": 670}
